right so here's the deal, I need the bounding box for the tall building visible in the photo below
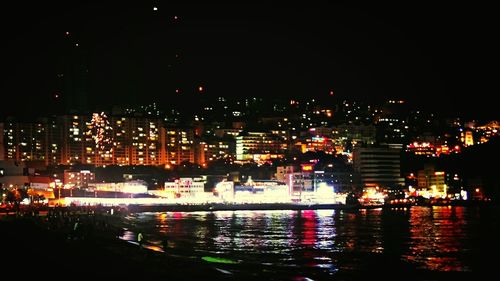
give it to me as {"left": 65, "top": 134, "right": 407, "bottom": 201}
{"left": 1, "top": 118, "right": 62, "bottom": 166}
{"left": 1, "top": 114, "right": 206, "bottom": 168}
{"left": 128, "top": 117, "right": 162, "bottom": 165}
{"left": 2, "top": 118, "right": 48, "bottom": 164}
{"left": 332, "top": 123, "right": 376, "bottom": 147}
{"left": 202, "top": 139, "right": 234, "bottom": 163}
{"left": 353, "top": 145, "right": 404, "bottom": 189}
{"left": 164, "top": 127, "right": 195, "bottom": 166}
{"left": 111, "top": 116, "right": 132, "bottom": 165}
{"left": 60, "top": 115, "right": 93, "bottom": 164}
{"left": 46, "top": 117, "right": 63, "bottom": 166}
{"left": 235, "top": 132, "right": 287, "bottom": 163}
{"left": 59, "top": 114, "right": 164, "bottom": 166}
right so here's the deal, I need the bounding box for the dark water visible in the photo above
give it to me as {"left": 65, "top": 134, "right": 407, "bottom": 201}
{"left": 121, "top": 206, "right": 500, "bottom": 279}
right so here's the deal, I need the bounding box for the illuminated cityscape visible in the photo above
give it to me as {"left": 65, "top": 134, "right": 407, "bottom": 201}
{"left": 1, "top": 96, "right": 498, "bottom": 206}
{"left": 1, "top": 2, "right": 498, "bottom": 280}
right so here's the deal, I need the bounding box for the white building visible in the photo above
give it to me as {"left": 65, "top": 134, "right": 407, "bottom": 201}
{"left": 93, "top": 180, "right": 148, "bottom": 194}
{"left": 164, "top": 178, "right": 205, "bottom": 198}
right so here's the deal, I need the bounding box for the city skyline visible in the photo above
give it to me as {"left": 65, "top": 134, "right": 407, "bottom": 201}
{"left": 1, "top": 4, "right": 498, "bottom": 276}
{"left": 1, "top": 2, "right": 497, "bottom": 120}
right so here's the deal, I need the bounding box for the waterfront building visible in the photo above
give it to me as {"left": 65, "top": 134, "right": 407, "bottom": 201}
{"left": 417, "top": 164, "right": 447, "bottom": 198}
{"left": 93, "top": 180, "right": 148, "bottom": 194}
{"left": 164, "top": 178, "right": 205, "bottom": 198}
{"left": 234, "top": 178, "right": 289, "bottom": 203}
{"left": 352, "top": 145, "right": 404, "bottom": 189}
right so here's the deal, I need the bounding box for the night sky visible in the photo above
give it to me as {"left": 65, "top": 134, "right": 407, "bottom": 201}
{"left": 1, "top": 2, "right": 497, "bottom": 120}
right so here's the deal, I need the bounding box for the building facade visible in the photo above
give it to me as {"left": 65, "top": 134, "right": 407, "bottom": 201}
{"left": 353, "top": 145, "right": 404, "bottom": 189}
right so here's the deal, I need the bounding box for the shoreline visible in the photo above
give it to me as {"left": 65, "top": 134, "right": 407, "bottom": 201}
{"left": 126, "top": 200, "right": 493, "bottom": 213}
{"left": 0, "top": 213, "right": 229, "bottom": 279}
{"left": 1, "top": 200, "right": 493, "bottom": 218}
{"left": 2, "top": 199, "right": 493, "bottom": 216}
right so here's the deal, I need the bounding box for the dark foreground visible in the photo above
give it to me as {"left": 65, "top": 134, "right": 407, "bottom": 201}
{"left": 0, "top": 213, "right": 492, "bottom": 280}
{"left": 1, "top": 216, "right": 232, "bottom": 280}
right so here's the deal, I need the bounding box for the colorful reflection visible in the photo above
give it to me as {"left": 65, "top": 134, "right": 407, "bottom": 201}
{"left": 403, "top": 206, "right": 469, "bottom": 271}
{"left": 120, "top": 206, "right": 490, "bottom": 277}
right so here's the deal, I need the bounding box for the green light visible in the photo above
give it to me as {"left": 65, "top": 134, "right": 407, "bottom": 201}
{"left": 201, "top": 256, "right": 239, "bottom": 264}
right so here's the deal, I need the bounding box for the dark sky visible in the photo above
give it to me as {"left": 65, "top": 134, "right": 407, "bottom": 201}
{"left": 1, "top": 2, "right": 497, "bottom": 120}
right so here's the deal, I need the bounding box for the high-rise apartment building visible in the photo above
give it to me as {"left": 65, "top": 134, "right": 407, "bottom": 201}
{"left": 164, "top": 128, "right": 195, "bottom": 166}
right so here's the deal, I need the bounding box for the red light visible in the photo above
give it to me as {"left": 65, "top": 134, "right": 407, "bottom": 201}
{"left": 329, "top": 90, "right": 334, "bottom": 96}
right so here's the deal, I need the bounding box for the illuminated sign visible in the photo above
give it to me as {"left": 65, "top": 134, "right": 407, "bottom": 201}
{"left": 301, "top": 164, "right": 314, "bottom": 172}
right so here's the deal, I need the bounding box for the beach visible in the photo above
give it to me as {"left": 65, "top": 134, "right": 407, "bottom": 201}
{"left": 0, "top": 212, "right": 231, "bottom": 280}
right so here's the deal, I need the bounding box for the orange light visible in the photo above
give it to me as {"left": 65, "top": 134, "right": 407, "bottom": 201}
{"left": 301, "top": 164, "right": 313, "bottom": 172}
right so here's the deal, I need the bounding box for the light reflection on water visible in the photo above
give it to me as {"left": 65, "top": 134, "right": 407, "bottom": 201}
{"left": 403, "top": 206, "right": 470, "bottom": 271}
{"left": 121, "top": 206, "right": 497, "bottom": 275}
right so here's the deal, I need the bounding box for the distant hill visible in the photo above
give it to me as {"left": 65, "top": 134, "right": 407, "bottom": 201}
{"left": 447, "top": 136, "right": 500, "bottom": 199}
